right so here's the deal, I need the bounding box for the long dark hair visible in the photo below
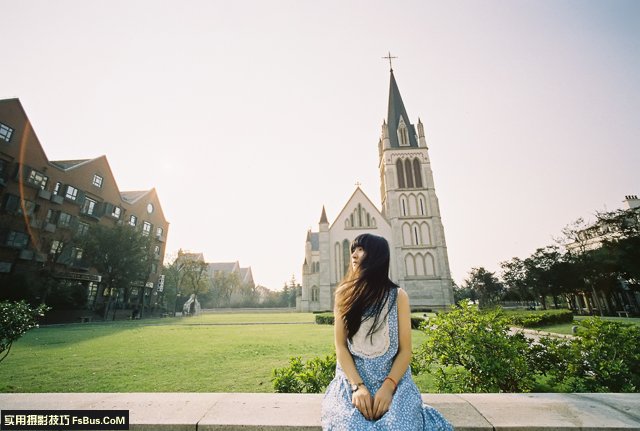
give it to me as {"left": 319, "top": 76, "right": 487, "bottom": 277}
{"left": 335, "top": 233, "right": 398, "bottom": 340}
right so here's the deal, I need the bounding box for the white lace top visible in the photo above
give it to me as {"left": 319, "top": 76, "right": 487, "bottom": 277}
{"left": 349, "top": 301, "right": 390, "bottom": 358}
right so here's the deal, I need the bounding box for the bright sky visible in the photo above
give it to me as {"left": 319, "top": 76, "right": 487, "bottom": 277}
{"left": 2, "top": 1, "right": 639, "bottom": 290}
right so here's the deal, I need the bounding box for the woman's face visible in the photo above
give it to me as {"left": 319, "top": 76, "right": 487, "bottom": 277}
{"left": 351, "top": 246, "right": 365, "bottom": 270}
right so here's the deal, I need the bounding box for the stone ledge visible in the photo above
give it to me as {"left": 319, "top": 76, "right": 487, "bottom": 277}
{"left": 1, "top": 393, "right": 639, "bottom": 430}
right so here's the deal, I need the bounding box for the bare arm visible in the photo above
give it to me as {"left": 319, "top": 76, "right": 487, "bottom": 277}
{"left": 334, "top": 306, "right": 374, "bottom": 420}
{"left": 372, "top": 288, "right": 412, "bottom": 418}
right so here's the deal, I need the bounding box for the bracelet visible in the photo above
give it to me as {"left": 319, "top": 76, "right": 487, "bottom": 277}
{"left": 384, "top": 376, "right": 398, "bottom": 393}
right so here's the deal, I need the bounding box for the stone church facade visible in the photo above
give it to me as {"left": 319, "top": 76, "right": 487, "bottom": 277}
{"left": 298, "top": 70, "right": 454, "bottom": 312}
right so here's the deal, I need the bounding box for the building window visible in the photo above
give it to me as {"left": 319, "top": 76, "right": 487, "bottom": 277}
{"left": 17, "top": 199, "right": 36, "bottom": 216}
{"left": 26, "top": 169, "right": 48, "bottom": 190}
{"left": 404, "top": 159, "right": 414, "bottom": 188}
{"left": 92, "top": 174, "right": 103, "bottom": 188}
{"left": 77, "top": 222, "right": 90, "bottom": 236}
{"left": 129, "top": 215, "right": 137, "bottom": 227}
{"left": 6, "top": 231, "right": 28, "bottom": 248}
{"left": 50, "top": 240, "right": 64, "bottom": 255}
{"left": 72, "top": 247, "right": 83, "bottom": 261}
{"left": 65, "top": 185, "right": 79, "bottom": 201}
{"left": 154, "top": 245, "right": 160, "bottom": 257}
{"left": 0, "top": 123, "right": 13, "bottom": 142}
{"left": 58, "top": 212, "right": 72, "bottom": 228}
{"left": 151, "top": 262, "right": 158, "bottom": 274}
{"left": 396, "top": 159, "right": 405, "bottom": 188}
{"left": 156, "top": 227, "right": 163, "bottom": 238}
{"left": 111, "top": 206, "right": 121, "bottom": 219}
{"left": 81, "top": 197, "right": 97, "bottom": 216}
{"left": 398, "top": 118, "right": 410, "bottom": 146}
{"left": 53, "top": 182, "right": 62, "bottom": 195}
{"left": 142, "top": 221, "right": 152, "bottom": 236}
{"left": 413, "top": 158, "right": 423, "bottom": 188}
{"left": 311, "top": 285, "right": 319, "bottom": 302}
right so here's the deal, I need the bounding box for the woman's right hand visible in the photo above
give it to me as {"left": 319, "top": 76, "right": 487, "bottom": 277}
{"left": 352, "top": 385, "right": 374, "bottom": 420}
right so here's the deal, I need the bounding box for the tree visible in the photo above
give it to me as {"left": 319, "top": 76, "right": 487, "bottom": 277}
{"left": 500, "top": 257, "right": 532, "bottom": 301}
{"left": 462, "top": 267, "right": 502, "bottom": 309}
{"left": 211, "top": 271, "right": 240, "bottom": 307}
{"left": 81, "top": 224, "right": 152, "bottom": 320}
{"left": 0, "top": 301, "right": 49, "bottom": 364}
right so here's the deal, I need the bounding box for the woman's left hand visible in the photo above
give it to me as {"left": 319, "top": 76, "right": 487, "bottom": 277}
{"left": 372, "top": 381, "right": 394, "bottom": 419}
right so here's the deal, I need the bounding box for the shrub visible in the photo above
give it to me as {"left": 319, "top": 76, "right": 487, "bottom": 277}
{"left": 549, "top": 318, "right": 639, "bottom": 392}
{"left": 0, "top": 300, "right": 49, "bottom": 364}
{"left": 315, "top": 313, "right": 335, "bottom": 325}
{"left": 504, "top": 309, "right": 573, "bottom": 328}
{"left": 272, "top": 353, "right": 336, "bottom": 393}
{"left": 413, "top": 300, "right": 534, "bottom": 393}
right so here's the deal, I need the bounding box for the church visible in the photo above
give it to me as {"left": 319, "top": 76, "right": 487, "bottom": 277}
{"left": 298, "top": 68, "right": 454, "bottom": 312}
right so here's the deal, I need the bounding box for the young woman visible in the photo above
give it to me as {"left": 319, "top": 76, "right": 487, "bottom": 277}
{"left": 321, "top": 234, "right": 452, "bottom": 430}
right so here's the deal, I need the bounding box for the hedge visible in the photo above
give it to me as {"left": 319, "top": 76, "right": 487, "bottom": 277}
{"left": 504, "top": 309, "right": 574, "bottom": 327}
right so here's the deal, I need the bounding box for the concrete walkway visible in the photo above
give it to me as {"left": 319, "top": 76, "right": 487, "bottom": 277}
{"left": 1, "top": 393, "right": 639, "bottom": 430}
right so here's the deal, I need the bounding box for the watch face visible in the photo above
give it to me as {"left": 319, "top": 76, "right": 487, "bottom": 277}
{"left": 351, "top": 384, "right": 358, "bottom": 392}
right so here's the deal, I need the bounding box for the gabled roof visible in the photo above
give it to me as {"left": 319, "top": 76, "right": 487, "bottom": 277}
{"left": 121, "top": 190, "right": 150, "bottom": 204}
{"left": 50, "top": 159, "right": 92, "bottom": 170}
{"left": 331, "top": 186, "right": 390, "bottom": 230}
{"left": 209, "top": 262, "right": 240, "bottom": 273}
{"left": 387, "top": 70, "right": 418, "bottom": 148}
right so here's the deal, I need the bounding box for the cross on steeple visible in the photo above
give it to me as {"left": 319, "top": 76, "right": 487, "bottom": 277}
{"left": 355, "top": 181, "right": 362, "bottom": 188}
{"left": 382, "top": 51, "right": 397, "bottom": 72}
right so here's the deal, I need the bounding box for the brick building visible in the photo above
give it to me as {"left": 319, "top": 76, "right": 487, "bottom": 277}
{"left": 0, "top": 98, "right": 169, "bottom": 314}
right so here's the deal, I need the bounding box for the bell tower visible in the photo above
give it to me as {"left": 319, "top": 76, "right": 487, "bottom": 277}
{"left": 378, "top": 66, "right": 454, "bottom": 309}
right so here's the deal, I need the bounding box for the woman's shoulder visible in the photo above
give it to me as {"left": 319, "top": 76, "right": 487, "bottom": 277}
{"left": 395, "top": 288, "right": 410, "bottom": 308}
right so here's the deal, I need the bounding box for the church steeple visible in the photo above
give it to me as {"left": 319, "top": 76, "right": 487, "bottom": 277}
{"left": 387, "top": 71, "right": 418, "bottom": 148}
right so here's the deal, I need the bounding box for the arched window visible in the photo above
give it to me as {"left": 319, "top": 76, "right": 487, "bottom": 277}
{"left": 413, "top": 224, "right": 420, "bottom": 245}
{"left": 400, "top": 196, "right": 407, "bottom": 216}
{"left": 408, "top": 194, "right": 417, "bottom": 215}
{"left": 402, "top": 223, "right": 411, "bottom": 246}
{"left": 405, "top": 159, "right": 414, "bottom": 188}
{"left": 398, "top": 118, "right": 410, "bottom": 146}
{"left": 335, "top": 243, "right": 342, "bottom": 280}
{"left": 413, "top": 158, "right": 423, "bottom": 188}
{"left": 396, "top": 160, "right": 406, "bottom": 188}
{"left": 421, "top": 222, "right": 431, "bottom": 245}
{"left": 342, "top": 239, "right": 350, "bottom": 277}
{"left": 425, "top": 253, "right": 436, "bottom": 276}
{"left": 311, "top": 286, "right": 319, "bottom": 302}
{"left": 405, "top": 254, "right": 416, "bottom": 276}
{"left": 415, "top": 254, "right": 426, "bottom": 276}
{"left": 419, "top": 195, "right": 426, "bottom": 216}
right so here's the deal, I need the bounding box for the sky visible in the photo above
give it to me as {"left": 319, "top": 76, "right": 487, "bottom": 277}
{"left": 2, "top": 0, "right": 639, "bottom": 290}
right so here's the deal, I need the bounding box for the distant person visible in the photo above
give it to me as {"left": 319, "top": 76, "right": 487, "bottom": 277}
{"left": 321, "top": 234, "right": 452, "bottom": 430}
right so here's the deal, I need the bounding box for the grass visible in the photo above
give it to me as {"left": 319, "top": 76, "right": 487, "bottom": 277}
{"left": 0, "top": 313, "right": 432, "bottom": 393}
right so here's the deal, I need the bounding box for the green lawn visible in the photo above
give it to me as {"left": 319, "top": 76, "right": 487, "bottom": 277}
{"left": 0, "top": 313, "right": 431, "bottom": 393}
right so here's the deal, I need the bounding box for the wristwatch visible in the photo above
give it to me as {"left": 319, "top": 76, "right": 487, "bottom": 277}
{"left": 350, "top": 382, "right": 364, "bottom": 392}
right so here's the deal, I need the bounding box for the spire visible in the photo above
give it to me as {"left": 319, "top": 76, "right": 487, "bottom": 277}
{"left": 319, "top": 206, "right": 328, "bottom": 224}
{"left": 387, "top": 70, "right": 418, "bottom": 148}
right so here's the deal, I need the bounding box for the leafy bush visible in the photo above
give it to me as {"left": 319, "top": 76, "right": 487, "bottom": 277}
{"left": 413, "top": 300, "right": 534, "bottom": 393}
{"left": 539, "top": 318, "right": 640, "bottom": 392}
{"left": 0, "top": 300, "right": 49, "bottom": 364}
{"left": 315, "top": 313, "right": 335, "bottom": 325}
{"left": 272, "top": 353, "right": 336, "bottom": 393}
{"left": 504, "top": 309, "right": 573, "bottom": 328}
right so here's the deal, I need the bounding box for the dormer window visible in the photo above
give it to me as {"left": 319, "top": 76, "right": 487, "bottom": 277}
{"left": 92, "top": 174, "right": 103, "bottom": 188}
{"left": 0, "top": 123, "right": 13, "bottom": 142}
{"left": 398, "top": 117, "right": 410, "bottom": 146}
